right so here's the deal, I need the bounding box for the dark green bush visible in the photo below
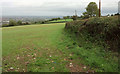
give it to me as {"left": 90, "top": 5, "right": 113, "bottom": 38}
{"left": 65, "top": 16, "right": 120, "bottom": 51}
{"left": 17, "top": 20, "right": 22, "bottom": 25}
{"left": 2, "top": 24, "right": 9, "bottom": 27}
{"left": 9, "top": 20, "right": 17, "bottom": 26}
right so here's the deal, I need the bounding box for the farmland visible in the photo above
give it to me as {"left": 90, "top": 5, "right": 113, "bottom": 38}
{"left": 49, "top": 19, "right": 73, "bottom": 23}
{"left": 2, "top": 16, "right": 119, "bottom": 72}
{"left": 2, "top": 23, "right": 93, "bottom": 72}
{"left": 1, "top": 0, "right": 119, "bottom": 73}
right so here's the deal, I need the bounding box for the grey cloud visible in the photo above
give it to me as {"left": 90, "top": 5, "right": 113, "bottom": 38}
{"left": 2, "top": 1, "right": 119, "bottom": 16}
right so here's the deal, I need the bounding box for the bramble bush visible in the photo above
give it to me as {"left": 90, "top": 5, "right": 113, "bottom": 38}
{"left": 65, "top": 16, "right": 119, "bottom": 72}
{"left": 65, "top": 16, "right": 120, "bottom": 51}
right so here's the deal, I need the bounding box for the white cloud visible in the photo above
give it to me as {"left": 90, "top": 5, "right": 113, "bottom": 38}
{"left": 1, "top": 0, "right": 119, "bottom": 16}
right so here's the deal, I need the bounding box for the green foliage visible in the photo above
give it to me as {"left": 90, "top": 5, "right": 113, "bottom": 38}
{"left": 20, "top": 22, "right": 31, "bottom": 25}
{"left": 63, "top": 29, "right": 118, "bottom": 72}
{"left": 2, "top": 20, "right": 31, "bottom": 27}
{"left": 71, "top": 16, "right": 77, "bottom": 21}
{"left": 9, "top": 20, "right": 17, "bottom": 26}
{"left": 66, "top": 16, "right": 70, "bottom": 19}
{"left": 50, "top": 19, "right": 73, "bottom": 23}
{"left": 2, "top": 21, "right": 119, "bottom": 72}
{"left": 2, "top": 24, "right": 9, "bottom": 27}
{"left": 63, "top": 16, "right": 67, "bottom": 20}
{"left": 50, "top": 18, "right": 61, "bottom": 21}
{"left": 65, "top": 16, "right": 119, "bottom": 72}
{"left": 83, "top": 12, "right": 89, "bottom": 19}
{"left": 66, "top": 16, "right": 120, "bottom": 51}
{"left": 17, "top": 20, "right": 22, "bottom": 25}
{"left": 83, "top": 2, "right": 99, "bottom": 18}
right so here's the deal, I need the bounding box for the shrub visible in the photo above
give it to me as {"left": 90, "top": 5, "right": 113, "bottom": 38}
{"left": 65, "top": 16, "right": 120, "bottom": 51}
{"left": 17, "top": 20, "right": 22, "bottom": 25}
{"left": 41, "top": 21, "right": 45, "bottom": 24}
{"left": 71, "top": 16, "right": 77, "bottom": 21}
{"left": 9, "top": 20, "right": 17, "bottom": 26}
{"left": 2, "top": 24, "right": 9, "bottom": 27}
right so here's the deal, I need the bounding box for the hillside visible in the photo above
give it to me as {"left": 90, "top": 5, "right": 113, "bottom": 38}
{"left": 2, "top": 16, "right": 119, "bottom": 72}
{"left": 2, "top": 23, "right": 94, "bottom": 72}
{"left": 65, "top": 16, "right": 119, "bottom": 72}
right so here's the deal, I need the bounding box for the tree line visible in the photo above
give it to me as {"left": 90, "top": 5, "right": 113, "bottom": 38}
{"left": 2, "top": 2, "right": 119, "bottom": 27}
{"left": 2, "top": 20, "right": 31, "bottom": 27}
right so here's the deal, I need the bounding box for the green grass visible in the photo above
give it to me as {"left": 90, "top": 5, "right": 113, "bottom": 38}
{"left": 0, "top": 28, "right": 2, "bottom": 73}
{"left": 63, "top": 30, "right": 118, "bottom": 72}
{"left": 2, "top": 22, "right": 118, "bottom": 72}
{"left": 2, "top": 23, "right": 70, "bottom": 72}
{"left": 3, "top": 23, "right": 89, "bottom": 72}
{"left": 2, "top": 23, "right": 63, "bottom": 55}
{"left": 50, "top": 19, "right": 73, "bottom": 23}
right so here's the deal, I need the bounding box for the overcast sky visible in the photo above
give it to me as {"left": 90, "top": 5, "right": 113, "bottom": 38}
{"left": 0, "top": 0, "right": 119, "bottom": 16}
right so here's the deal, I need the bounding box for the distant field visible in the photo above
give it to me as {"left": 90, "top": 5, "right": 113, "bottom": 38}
{"left": 50, "top": 19, "right": 73, "bottom": 23}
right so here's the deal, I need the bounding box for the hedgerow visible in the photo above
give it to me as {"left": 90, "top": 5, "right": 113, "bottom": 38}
{"left": 65, "top": 16, "right": 120, "bottom": 51}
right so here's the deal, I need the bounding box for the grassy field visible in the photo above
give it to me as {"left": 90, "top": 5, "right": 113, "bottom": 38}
{"left": 49, "top": 19, "right": 73, "bottom": 23}
{"left": 2, "top": 21, "right": 118, "bottom": 72}
{"left": 0, "top": 28, "right": 2, "bottom": 73}
{"left": 2, "top": 23, "right": 93, "bottom": 72}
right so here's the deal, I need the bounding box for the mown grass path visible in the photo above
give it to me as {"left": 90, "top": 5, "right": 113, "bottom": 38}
{"left": 2, "top": 23, "right": 93, "bottom": 72}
